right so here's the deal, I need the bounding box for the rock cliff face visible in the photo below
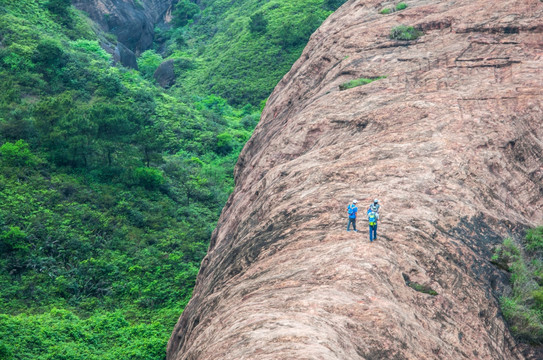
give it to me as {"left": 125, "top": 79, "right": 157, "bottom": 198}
{"left": 168, "top": 0, "right": 543, "bottom": 359}
{"left": 73, "top": 0, "right": 175, "bottom": 66}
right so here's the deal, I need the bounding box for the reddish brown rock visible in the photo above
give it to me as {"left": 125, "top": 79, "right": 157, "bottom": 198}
{"left": 168, "top": 0, "right": 543, "bottom": 359}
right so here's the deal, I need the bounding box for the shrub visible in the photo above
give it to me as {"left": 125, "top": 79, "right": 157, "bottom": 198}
{"left": 526, "top": 226, "right": 543, "bottom": 254}
{"left": 172, "top": 0, "right": 200, "bottom": 28}
{"left": 133, "top": 167, "right": 164, "bottom": 190}
{"left": 241, "top": 113, "right": 260, "bottom": 130}
{"left": 46, "top": 0, "right": 72, "bottom": 25}
{"left": 494, "top": 229, "right": 543, "bottom": 344}
{"left": 0, "top": 226, "right": 28, "bottom": 252}
{"left": 0, "top": 341, "right": 11, "bottom": 359}
{"left": 174, "top": 57, "right": 195, "bottom": 72}
{"left": 276, "top": 13, "right": 322, "bottom": 49}
{"left": 339, "top": 76, "right": 386, "bottom": 91}
{"left": 501, "top": 296, "right": 543, "bottom": 344}
{"left": 390, "top": 25, "right": 422, "bottom": 41}
{"left": 71, "top": 40, "right": 111, "bottom": 61}
{"left": 137, "top": 50, "right": 163, "bottom": 79}
{"left": 533, "top": 289, "right": 543, "bottom": 308}
{"left": 249, "top": 12, "right": 267, "bottom": 34}
{"left": 0, "top": 140, "right": 39, "bottom": 167}
{"left": 215, "top": 132, "right": 233, "bottom": 155}
{"left": 491, "top": 237, "right": 521, "bottom": 270}
{"left": 380, "top": 3, "right": 407, "bottom": 14}
{"left": 408, "top": 282, "right": 438, "bottom": 296}
{"left": 32, "top": 38, "right": 66, "bottom": 78}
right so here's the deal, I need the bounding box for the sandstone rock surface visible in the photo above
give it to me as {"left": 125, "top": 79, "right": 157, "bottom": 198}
{"left": 168, "top": 0, "right": 543, "bottom": 359}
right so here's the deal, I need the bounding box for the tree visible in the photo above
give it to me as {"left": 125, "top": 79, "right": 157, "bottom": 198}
{"left": 0, "top": 226, "right": 28, "bottom": 254}
{"left": 163, "top": 156, "right": 211, "bottom": 205}
{"left": 134, "top": 126, "right": 164, "bottom": 167}
{"left": 32, "top": 39, "right": 66, "bottom": 80}
{"left": 56, "top": 107, "right": 98, "bottom": 167}
{"left": 0, "top": 140, "right": 39, "bottom": 167}
{"left": 137, "top": 50, "right": 163, "bottom": 80}
{"left": 133, "top": 167, "right": 164, "bottom": 190}
{"left": 46, "top": 0, "right": 72, "bottom": 25}
{"left": 249, "top": 12, "right": 267, "bottom": 34}
{"left": 89, "top": 103, "right": 134, "bottom": 166}
{"left": 172, "top": 0, "right": 200, "bottom": 28}
{"left": 215, "top": 132, "right": 233, "bottom": 155}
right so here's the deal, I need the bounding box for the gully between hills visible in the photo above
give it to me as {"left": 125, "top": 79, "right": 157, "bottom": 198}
{"left": 168, "top": 0, "right": 543, "bottom": 359}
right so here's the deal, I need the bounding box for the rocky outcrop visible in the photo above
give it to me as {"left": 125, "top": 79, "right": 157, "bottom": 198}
{"left": 73, "top": 0, "right": 175, "bottom": 66}
{"left": 154, "top": 59, "right": 176, "bottom": 88}
{"left": 168, "top": 0, "right": 543, "bottom": 359}
{"left": 113, "top": 41, "right": 138, "bottom": 69}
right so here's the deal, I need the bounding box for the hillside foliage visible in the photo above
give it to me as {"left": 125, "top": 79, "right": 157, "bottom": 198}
{"left": 0, "top": 0, "right": 345, "bottom": 358}
{"left": 0, "top": 1, "right": 256, "bottom": 358}
{"left": 156, "top": 0, "right": 346, "bottom": 105}
{"left": 493, "top": 227, "right": 543, "bottom": 344}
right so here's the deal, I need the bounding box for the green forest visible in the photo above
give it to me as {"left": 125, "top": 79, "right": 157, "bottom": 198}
{"left": 2, "top": 1, "right": 539, "bottom": 358}
{"left": 0, "top": 0, "right": 346, "bottom": 358}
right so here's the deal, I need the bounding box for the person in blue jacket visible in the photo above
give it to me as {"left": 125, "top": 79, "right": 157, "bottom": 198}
{"left": 347, "top": 199, "right": 358, "bottom": 231}
{"left": 368, "top": 210, "right": 378, "bottom": 242}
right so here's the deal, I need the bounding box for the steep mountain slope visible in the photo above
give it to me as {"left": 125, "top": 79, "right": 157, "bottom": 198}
{"left": 167, "top": 0, "right": 340, "bottom": 105}
{"left": 71, "top": 0, "right": 345, "bottom": 104}
{"left": 0, "top": 1, "right": 257, "bottom": 358}
{"left": 72, "top": 0, "right": 175, "bottom": 54}
{"left": 167, "top": 0, "right": 543, "bottom": 359}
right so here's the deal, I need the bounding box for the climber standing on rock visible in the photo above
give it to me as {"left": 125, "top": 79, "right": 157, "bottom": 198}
{"left": 368, "top": 209, "right": 378, "bottom": 242}
{"left": 367, "top": 199, "right": 380, "bottom": 242}
{"left": 347, "top": 200, "right": 358, "bottom": 232}
{"left": 367, "top": 199, "right": 381, "bottom": 219}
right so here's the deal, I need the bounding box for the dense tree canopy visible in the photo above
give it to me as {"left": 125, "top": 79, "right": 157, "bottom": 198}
{"left": 163, "top": 0, "right": 345, "bottom": 105}
{"left": 0, "top": 0, "right": 347, "bottom": 358}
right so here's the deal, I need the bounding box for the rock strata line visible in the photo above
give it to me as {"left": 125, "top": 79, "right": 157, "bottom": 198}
{"left": 168, "top": 1, "right": 543, "bottom": 359}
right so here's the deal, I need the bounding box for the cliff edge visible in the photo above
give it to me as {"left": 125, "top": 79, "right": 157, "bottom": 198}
{"left": 72, "top": 0, "right": 174, "bottom": 67}
{"left": 168, "top": 0, "right": 543, "bottom": 359}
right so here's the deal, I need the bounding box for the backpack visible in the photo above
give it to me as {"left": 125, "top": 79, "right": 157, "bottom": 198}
{"left": 368, "top": 205, "right": 380, "bottom": 219}
{"left": 368, "top": 212, "right": 377, "bottom": 225}
{"left": 348, "top": 205, "right": 354, "bottom": 216}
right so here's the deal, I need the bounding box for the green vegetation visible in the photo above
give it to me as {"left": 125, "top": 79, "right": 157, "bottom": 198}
{"left": 0, "top": 0, "right": 346, "bottom": 357}
{"left": 380, "top": 2, "right": 408, "bottom": 14}
{"left": 402, "top": 273, "right": 438, "bottom": 296}
{"left": 492, "top": 227, "right": 543, "bottom": 344}
{"left": 324, "top": 0, "right": 348, "bottom": 11}
{"left": 171, "top": 0, "right": 200, "bottom": 27}
{"left": 390, "top": 25, "right": 422, "bottom": 41}
{"left": 339, "top": 76, "right": 386, "bottom": 91}
{"left": 137, "top": 50, "right": 164, "bottom": 80}
{"left": 249, "top": 12, "right": 268, "bottom": 34}
{"left": 0, "top": 1, "right": 260, "bottom": 358}
{"left": 162, "top": 0, "right": 347, "bottom": 105}
{"left": 0, "top": 309, "right": 169, "bottom": 360}
{"left": 408, "top": 282, "right": 438, "bottom": 296}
